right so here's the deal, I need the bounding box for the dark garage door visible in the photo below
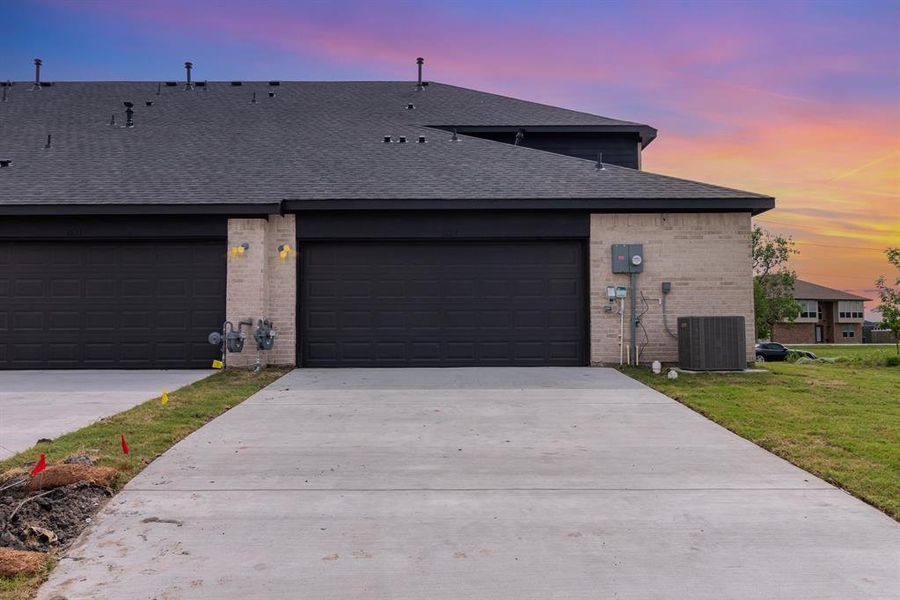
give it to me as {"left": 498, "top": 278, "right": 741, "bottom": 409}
{"left": 300, "top": 241, "right": 587, "bottom": 367}
{"left": 0, "top": 241, "right": 225, "bottom": 369}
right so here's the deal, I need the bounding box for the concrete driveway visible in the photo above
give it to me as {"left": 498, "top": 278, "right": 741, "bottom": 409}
{"left": 40, "top": 368, "right": 898, "bottom": 599}
{"left": 0, "top": 370, "right": 212, "bottom": 458}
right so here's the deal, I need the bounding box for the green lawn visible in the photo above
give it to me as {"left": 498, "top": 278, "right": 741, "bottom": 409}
{"left": 791, "top": 343, "right": 899, "bottom": 365}
{"left": 624, "top": 345, "right": 900, "bottom": 520}
{"left": 0, "top": 367, "right": 288, "bottom": 600}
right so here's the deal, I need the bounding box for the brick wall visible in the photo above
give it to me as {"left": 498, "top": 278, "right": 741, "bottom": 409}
{"left": 226, "top": 215, "right": 296, "bottom": 368}
{"left": 772, "top": 322, "right": 815, "bottom": 344}
{"left": 835, "top": 322, "right": 863, "bottom": 343}
{"left": 589, "top": 213, "right": 754, "bottom": 365}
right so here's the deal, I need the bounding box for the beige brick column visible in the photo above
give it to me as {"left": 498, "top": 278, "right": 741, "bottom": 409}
{"left": 225, "top": 215, "right": 297, "bottom": 368}
{"left": 264, "top": 214, "right": 296, "bottom": 365}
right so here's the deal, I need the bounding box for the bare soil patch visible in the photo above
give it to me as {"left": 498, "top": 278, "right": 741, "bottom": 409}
{"left": 0, "top": 455, "right": 114, "bottom": 577}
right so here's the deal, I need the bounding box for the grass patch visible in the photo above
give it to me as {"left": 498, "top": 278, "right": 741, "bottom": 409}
{"left": 624, "top": 345, "right": 900, "bottom": 520}
{"left": 0, "top": 368, "right": 287, "bottom": 599}
{"left": 790, "top": 344, "right": 899, "bottom": 367}
{"left": 0, "top": 562, "right": 54, "bottom": 600}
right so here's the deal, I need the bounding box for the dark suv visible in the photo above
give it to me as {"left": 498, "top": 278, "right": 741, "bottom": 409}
{"left": 754, "top": 342, "right": 789, "bottom": 362}
{"left": 754, "top": 343, "right": 816, "bottom": 362}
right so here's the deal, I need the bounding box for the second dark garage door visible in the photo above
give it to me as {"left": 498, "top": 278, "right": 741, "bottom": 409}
{"left": 0, "top": 241, "right": 225, "bottom": 369}
{"left": 299, "top": 241, "right": 587, "bottom": 367}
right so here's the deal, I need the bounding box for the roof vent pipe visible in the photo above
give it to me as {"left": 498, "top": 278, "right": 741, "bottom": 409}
{"left": 184, "top": 61, "right": 193, "bottom": 90}
{"left": 251, "top": 91, "right": 257, "bottom": 104}
{"left": 109, "top": 113, "right": 117, "bottom": 126}
{"left": 157, "top": 82, "right": 162, "bottom": 96}
{"left": 44, "top": 134, "right": 52, "bottom": 149}
{"left": 416, "top": 57, "right": 424, "bottom": 90}
{"left": 2, "top": 83, "right": 8, "bottom": 103}
{"left": 596, "top": 153, "right": 605, "bottom": 170}
{"left": 33, "top": 58, "right": 42, "bottom": 90}
{"left": 123, "top": 102, "right": 134, "bottom": 127}
{"left": 450, "top": 128, "right": 460, "bottom": 142}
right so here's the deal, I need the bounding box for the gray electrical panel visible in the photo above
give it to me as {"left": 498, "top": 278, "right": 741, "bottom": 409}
{"left": 611, "top": 244, "right": 644, "bottom": 273}
{"left": 677, "top": 316, "right": 747, "bottom": 370}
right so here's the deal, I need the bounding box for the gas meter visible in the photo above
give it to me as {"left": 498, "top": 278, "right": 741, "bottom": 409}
{"left": 254, "top": 319, "right": 276, "bottom": 350}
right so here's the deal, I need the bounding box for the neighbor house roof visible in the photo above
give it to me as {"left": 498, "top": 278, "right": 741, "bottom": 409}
{"left": 0, "top": 81, "right": 774, "bottom": 215}
{"left": 794, "top": 280, "right": 871, "bottom": 302}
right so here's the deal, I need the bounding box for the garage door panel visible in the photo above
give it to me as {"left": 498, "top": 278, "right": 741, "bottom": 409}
{"left": 0, "top": 241, "right": 225, "bottom": 369}
{"left": 300, "top": 241, "right": 586, "bottom": 367}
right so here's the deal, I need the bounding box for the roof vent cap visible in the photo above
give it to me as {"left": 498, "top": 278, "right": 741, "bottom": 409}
{"left": 145, "top": 100, "right": 153, "bottom": 107}
{"left": 165, "top": 81, "right": 177, "bottom": 87}
{"left": 406, "top": 103, "right": 415, "bottom": 110}
{"left": 0, "top": 159, "right": 12, "bottom": 168}
{"left": 398, "top": 135, "right": 407, "bottom": 144}
{"left": 32, "top": 58, "right": 42, "bottom": 91}
{"left": 383, "top": 135, "right": 392, "bottom": 143}
{"left": 231, "top": 81, "right": 243, "bottom": 86}
{"left": 416, "top": 57, "right": 424, "bottom": 89}
{"left": 418, "top": 135, "right": 427, "bottom": 143}
{"left": 268, "top": 91, "right": 276, "bottom": 98}
{"left": 269, "top": 81, "right": 281, "bottom": 86}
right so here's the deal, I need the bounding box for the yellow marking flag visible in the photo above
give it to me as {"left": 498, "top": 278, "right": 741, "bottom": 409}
{"left": 160, "top": 387, "right": 169, "bottom": 405}
{"left": 212, "top": 359, "right": 224, "bottom": 369}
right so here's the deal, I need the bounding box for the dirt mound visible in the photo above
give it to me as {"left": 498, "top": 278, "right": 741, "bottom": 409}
{"left": 0, "top": 547, "right": 49, "bottom": 577}
{"left": 24, "top": 464, "right": 118, "bottom": 493}
{"left": 0, "top": 481, "right": 111, "bottom": 553}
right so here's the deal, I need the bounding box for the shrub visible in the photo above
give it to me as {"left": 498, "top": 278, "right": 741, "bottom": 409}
{"left": 886, "top": 355, "right": 900, "bottom": 367}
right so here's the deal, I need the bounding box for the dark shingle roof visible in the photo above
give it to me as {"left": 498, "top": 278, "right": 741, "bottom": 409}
{"left": 0, "top": 81, "right": 773, "bottom": 213}
{"left": 794, "top": 280, "right": 871, "bottom": 302}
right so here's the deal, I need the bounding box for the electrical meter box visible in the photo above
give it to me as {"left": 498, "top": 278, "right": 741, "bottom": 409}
{"left": 611, "top": 244, "right": 644, "bottom": 273}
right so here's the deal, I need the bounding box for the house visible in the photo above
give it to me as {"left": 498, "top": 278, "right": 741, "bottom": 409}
{"left": 772, "top": 280, "right": 871, "bottom": 344}
{"left": 0, "top": 60, "right": 774, "bottom": 370}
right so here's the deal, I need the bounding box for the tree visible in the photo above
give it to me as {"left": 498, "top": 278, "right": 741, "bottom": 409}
{"left": 751, "top": 225, "right": 800, "bottom": 340}
{"left": 874, "top": 247, "right": 900, "bottom": 353}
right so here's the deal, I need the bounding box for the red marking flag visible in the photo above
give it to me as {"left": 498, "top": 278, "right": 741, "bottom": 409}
{"left": 120, "top": 433, "right": 130, "bottom": 455}
{"left": 30, "top": 453, "right": 46, "bottom": 476}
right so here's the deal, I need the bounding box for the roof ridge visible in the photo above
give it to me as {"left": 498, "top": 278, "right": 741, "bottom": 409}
{"left": 430, "top": 81, "right": 650, "bottom": 128}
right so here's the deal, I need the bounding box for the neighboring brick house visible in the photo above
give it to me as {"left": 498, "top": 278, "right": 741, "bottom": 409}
{"left": 0, "top": 60, "right": 774, "bottom": 369}
{"left": 772, "top": 280, "right": 871, "bottom": 344}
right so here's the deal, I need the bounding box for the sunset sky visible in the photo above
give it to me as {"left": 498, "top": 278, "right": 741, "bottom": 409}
{"left": 3, "top": 0, "right": 898, "bottom": 315}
